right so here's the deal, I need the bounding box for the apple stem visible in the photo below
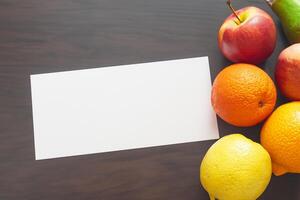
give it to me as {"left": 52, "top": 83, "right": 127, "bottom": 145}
{"left": 226, "top": 0, "right": 242, "bottom": 23}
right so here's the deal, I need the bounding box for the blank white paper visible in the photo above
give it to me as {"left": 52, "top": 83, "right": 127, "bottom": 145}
{"left": 31, "top": 57, "right": 219, "bottom": 160}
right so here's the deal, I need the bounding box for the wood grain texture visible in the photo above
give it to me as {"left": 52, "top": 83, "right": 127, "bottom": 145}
{"left": 0, "top": 0, "right": 299, "bottom": 199}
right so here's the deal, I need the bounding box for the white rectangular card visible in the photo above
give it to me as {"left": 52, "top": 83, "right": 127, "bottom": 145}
{"left": 31, "top": 57, "right": 219, "bottom": 160}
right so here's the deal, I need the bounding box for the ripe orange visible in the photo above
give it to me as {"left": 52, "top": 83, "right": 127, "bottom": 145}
{"left": 261, "top": 102, "right": 300, "bottom": 176}
{"left": 211, "top": 63, "right": 277, "bottom": 127}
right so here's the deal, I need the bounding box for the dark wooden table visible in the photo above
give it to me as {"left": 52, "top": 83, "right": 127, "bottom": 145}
{"left": 0, "top": 0, "right": 299, "bottom": 199}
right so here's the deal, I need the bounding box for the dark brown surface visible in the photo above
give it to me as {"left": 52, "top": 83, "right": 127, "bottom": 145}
{"left": 0, "top": 0, "right": 299, "bottom": 199}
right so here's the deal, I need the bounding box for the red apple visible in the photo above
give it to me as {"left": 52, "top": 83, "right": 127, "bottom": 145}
{"left": 218, "top": 6, "right": 276, "bottom": 64}
{"left": 275, "top": 43, "right": 300, "bottom": 100}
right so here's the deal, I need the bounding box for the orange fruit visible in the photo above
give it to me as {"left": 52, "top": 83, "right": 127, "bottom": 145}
{"left": 211, "top": 63, "right": 277, "bottom": 127}
{"left": 261, "top": 102, "right": 300, "bottom": 176}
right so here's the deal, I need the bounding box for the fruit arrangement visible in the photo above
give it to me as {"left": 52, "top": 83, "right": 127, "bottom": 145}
{"left": 200, "top": 0, "right": 300, "bottom": 199}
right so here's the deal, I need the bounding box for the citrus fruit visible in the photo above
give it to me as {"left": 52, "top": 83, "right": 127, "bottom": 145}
{"left": 211, "top": 63, "right": 277, "bottom": 127}
{"left": 261, "top": 101, "right": 300, "bottom": 176}
{"left": 200, "top": 134, "right": 272, "bottom": 200}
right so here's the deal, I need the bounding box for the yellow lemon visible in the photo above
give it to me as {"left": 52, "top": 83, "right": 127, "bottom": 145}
{"left": 200, "top": 134, "right": 272, "bottom": 200}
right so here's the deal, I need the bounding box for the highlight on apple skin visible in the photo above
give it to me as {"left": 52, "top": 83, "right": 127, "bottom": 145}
{"left": 218, "top": 6, "right": 277, "bottom": 64}
{"left": 275, "top": 43, "right": 300, "bottom": 100}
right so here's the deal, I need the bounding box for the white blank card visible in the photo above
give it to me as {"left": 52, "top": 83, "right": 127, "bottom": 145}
{"left": 31, "top": 57, "right": 219, "bottom": 160}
